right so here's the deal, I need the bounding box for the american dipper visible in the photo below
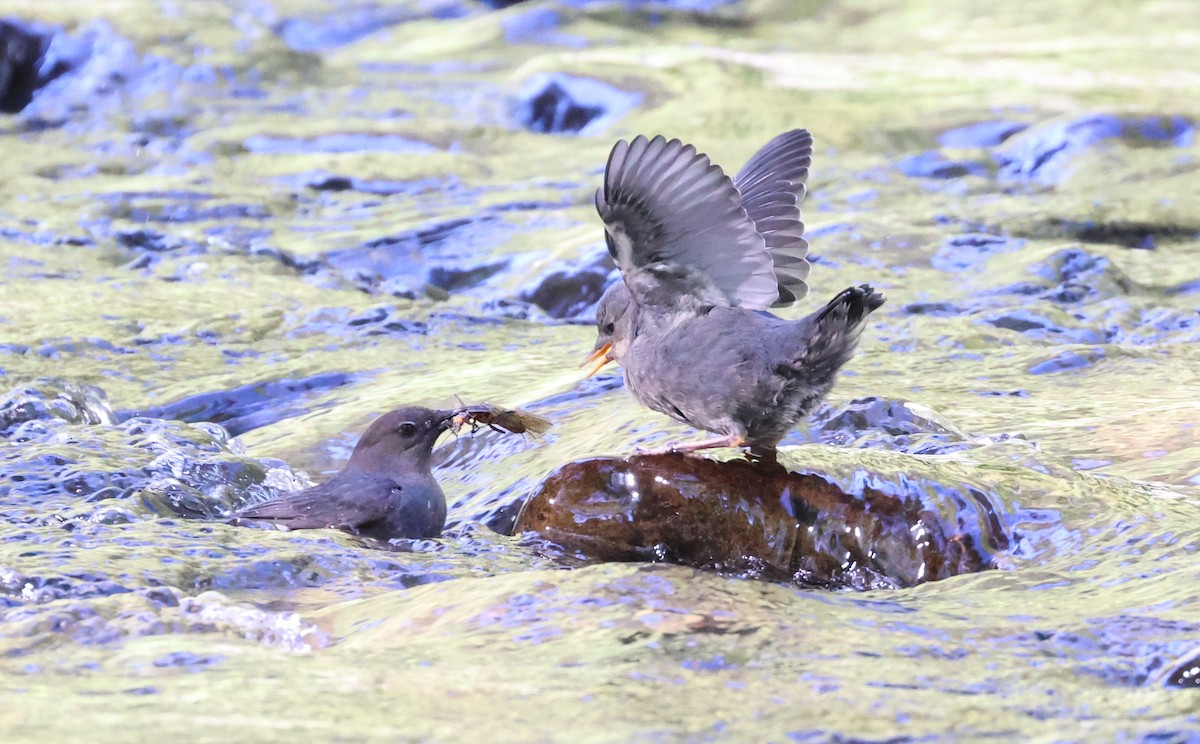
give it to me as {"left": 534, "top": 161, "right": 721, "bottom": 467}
{"left": 585, "top": 129, "right": 815, "bottom": 371}
{"left": 230, "top": 406, "right": 453, "bottom": 540}
{"left": 583, "top": 132, "right": 885, "bottom": 454}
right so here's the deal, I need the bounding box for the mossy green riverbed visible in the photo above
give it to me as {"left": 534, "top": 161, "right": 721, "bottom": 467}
{"left": 2, "top": 0, "right": 1200, "bottom": 740}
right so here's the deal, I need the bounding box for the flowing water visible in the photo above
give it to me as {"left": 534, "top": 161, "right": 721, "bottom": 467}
{"left": 1, "top": 0, "right": 1199, "bottom": 741}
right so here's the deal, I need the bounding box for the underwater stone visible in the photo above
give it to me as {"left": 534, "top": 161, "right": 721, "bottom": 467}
{"left": 938, "top": 120, "right": 1028, "bottom": 148}
{"left": 323, "top": 216, "right": 518, "bottom": 297}
{"left": 123, "top": 371, "right": 355, "bottom": 437}
{"left": 6, "top": 19, "right": 189, "bottom": 127}
{"left": 514, "top": 454, "right": 1000, "bottom": 589}
{"left": 896, "top": 151, "right": 986, "bottom": 179}
{"left": 1039, "top": 219, "right": 1200, "bottom": 250}
{"left": 983, "top": 308, "right": 1111, "bottom": 344}
{"left": 995, "top": 113, "right": 1194, "bottom": 185}
{"left": 0, "top": 17, "right": 56, "bottom": 113}
{"left": 428, "top": 259, "right": 511, "bottom": 292}
{"left": 519, "top": 248, "right": 615, "bottom": 319}
{"left": 514, "top": 73, "right": 641, "bottom": 135}
{"left": 115, "top": 228, "right": 203, "bottom": 254}
{"left": 1032, "top": 247, "right": 1134, "bottom": 302}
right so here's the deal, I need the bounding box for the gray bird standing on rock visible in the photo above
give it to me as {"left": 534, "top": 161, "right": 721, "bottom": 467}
{"left": 230, "top": 406, "right": 453, "bottom": 540}
{"left": 581, "top": 130, "right": 885, "bottom": 454}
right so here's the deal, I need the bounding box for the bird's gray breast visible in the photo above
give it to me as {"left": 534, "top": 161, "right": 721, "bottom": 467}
{"left": 623, "top": 309, "right": 779, "bottom": 436}
{"left": 384, "top": 476, "right": 446, "bottom": 539}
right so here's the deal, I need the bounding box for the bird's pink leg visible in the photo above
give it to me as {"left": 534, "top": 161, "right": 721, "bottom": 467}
{"left": 634, "top": 434, "right": 747, "bottom": 456}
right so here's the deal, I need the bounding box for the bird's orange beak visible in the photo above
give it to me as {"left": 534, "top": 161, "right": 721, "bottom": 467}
{"left": 579, "top": 343, "right": 613, "bottom": 378}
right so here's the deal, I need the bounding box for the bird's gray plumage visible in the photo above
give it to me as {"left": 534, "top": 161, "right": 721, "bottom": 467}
{"left": 732, "top": 128, "right": 814, "bottom": 306}
{"left": 230, "top": 406, "right": 452, "bottom": 540}
{"left": 589, "top": 129, "right": 815, "bottom": 359}
{"left": 590, "top": 130, "right": 885, "bottom": 452}
{"left": 596, "top": 134, "right": 779, "bottom": 311}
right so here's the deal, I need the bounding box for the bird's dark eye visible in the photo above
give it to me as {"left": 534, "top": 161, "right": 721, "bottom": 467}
{"left": 602, "top": 322, "right": 615, "bottom": 335}
{"left": 397, "top": 422, "right": 418, "bottom": 437}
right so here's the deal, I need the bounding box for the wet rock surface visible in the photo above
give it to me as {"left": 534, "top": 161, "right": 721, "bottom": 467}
{"left": 0, "top": 18, "right": 54, "bottom": 113}
{"left": 514, "top": 453, "right": 1001, "bottom": 589}
{"left": 995, "top": 113, "right": 1194, "bottom": 185}
{"left": 513, "top": 73, "right": 642, "bottom": 135}
{"left": 519, "top": 247, "right": 614, "bottom": 319}
{"left": 123, "top": 371, "right": 355, "bottom": 437}
{"left": 0, "top": 17, "right": 198, "bottom": 127}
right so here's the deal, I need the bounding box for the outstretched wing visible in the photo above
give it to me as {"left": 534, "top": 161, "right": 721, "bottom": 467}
{"left": 595, "top": 135, "right": 777, "bottom": 310}
{"left": 734, "top": 129, "right": 814, "bottom": 307}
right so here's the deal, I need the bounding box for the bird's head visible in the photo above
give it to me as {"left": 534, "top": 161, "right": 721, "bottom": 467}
{"left": 581, "top": 281, "right": 637, "bottom": 378}
{"left": 348, "top": 406, "right": 454, "bottom": 471}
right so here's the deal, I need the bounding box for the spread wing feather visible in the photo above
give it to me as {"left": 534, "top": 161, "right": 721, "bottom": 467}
{"left": 733, "top": 129, "right": 814, "bottom": 306}
{"left": 595, "top": 135, "right": 777, "bottom": 309}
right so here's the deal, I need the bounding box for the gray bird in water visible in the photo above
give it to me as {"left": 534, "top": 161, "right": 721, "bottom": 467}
{"left": 581, "top": 130, "right": 885, "bottom": 454}
{"left": 230, "top": 406, "right": 453, "bottom": 540}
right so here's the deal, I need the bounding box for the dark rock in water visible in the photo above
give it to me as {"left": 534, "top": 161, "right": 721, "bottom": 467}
{"left": 0, "top": 18, "right": 57, "bottom": 113}
{"left": 428, "top": 260, "right": 510, "bottom": 292}
{"left": 995, "top": 113, "right": 1194, "bottom": 185}
{"left": 3, "top": 19, "right": 195, "bottom": 127}
{"left": 514, "top": 73, "right": 641, "bottom": 135}
{"left": 515, "top": 454, "right": 1001, "bottom": 590}
{"left": 247, "top": 245, "right": 322, "bottom": 274}
{"left": 519, "top": 248, "right": 615, "bottom": 319}
{"left": 305, "top": 173, "right": 443, "bottom": 196}
{"left": 115, "top": 228, "right": 205, "bottom": 255}
{"left": 983, "top": 308, "right": 1110, "bottom": 344}
{"left": 323, "top": 216, "right": 511, "bottom": 296}
{"left": 1037, "top": 218, "right": 1199, "bottom": 250}
{"left": 1027, "top": 247, "right": 1135, "bottom": 303}
{"left": 896, "top": 151, "right": 987, "bottom": 179}
{"left": 901, "top": 301, "right": 963, "bottom": 317}
{"left": 986, "top": 247, "right": 1134, "bottom": 305}
{"left": 121, "top": 371, "right": 354, "bottom": 437}
{"left": 938, "top": 120, "right": 1028, "bottom": 148}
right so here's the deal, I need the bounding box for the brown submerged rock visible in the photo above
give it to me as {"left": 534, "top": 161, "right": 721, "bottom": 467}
{"left": 514, "top": 454, "right": 1000, "bottom": 589}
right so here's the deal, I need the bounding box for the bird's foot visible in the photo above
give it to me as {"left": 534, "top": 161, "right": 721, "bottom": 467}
{"left": 634, "top": 434, "right": 747, "bottom": 457}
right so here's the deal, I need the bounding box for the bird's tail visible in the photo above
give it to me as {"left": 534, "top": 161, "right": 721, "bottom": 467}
{"left": 791, "top": 284, "right": 885, "bottom": 381}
